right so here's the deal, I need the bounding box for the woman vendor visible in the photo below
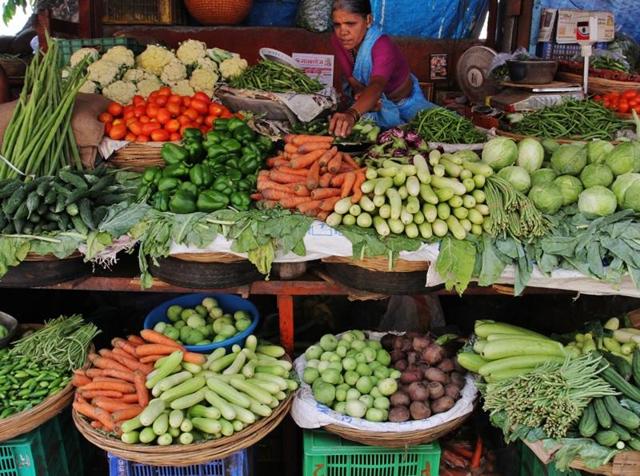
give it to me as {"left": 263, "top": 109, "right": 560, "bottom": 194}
{"left": 329, "top": 0, "right": 436, "bottom": 137}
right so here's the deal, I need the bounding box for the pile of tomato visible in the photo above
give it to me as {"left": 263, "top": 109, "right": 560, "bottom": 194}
{"left": 594, "top": 90, "right": 640, "bottom": 115}
{"left": 98, "top": 87, "right": 236, "bottom": 142}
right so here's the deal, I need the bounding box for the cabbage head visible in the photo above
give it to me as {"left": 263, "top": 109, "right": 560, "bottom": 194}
{"left": 579, "top": 164, "right": 614, "bottom": 189}
{"left": 498, "top": 166, "right": 531, "bottom": 193}
{"left": 553, "top": 175, "right": 583, "bottom": 206}
{"left": 550, "top": 144, "right": 587, "bottom": 176}
{"left": 587, "top": 140, "right": 614, "bottom": 164}
{"left": 578, "top": 186, "right": 617, "bottom": 218}
{"left": 481, "top": 137, "right": 518, "bottom": 170}
{"left": 453, "top": 149, "right": 480, "bottom": 162}
{"left": 612, "top": 173, "right": 640, "bottom": 208}
{"left": 528, "top": 183, "right": 564, "bottom": 214}
{"left": 542, "top": 139, "right": 560, "bottom": 159}
{"left": 621, "top": 181, "right": 640, "bottom": 212}
{"left": 605, "top": 142, "right": 640, "bottom": 176}
{"left": 517, "top": 138, "right": 544, "bottom": 173}
{"left": 531, "top": 168, "right": 558, "bottom": 187}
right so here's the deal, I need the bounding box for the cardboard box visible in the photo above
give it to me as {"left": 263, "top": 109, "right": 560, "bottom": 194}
{"left": 537, "top": 9, "right": 615, "bottom": 44}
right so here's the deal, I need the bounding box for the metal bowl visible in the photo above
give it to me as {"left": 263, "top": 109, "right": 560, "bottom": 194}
{"left": 507, "top": 59, "right": 558, "bottom": 84}
{"left": 0, "top": 312, "right": 18, "bottom": 348}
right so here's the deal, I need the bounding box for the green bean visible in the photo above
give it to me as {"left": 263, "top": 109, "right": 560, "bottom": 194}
{"left": 230, "top": 59, "right": 324, "bottom": 94}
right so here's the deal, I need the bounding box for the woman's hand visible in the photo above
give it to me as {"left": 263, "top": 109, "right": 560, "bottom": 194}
{"left": 329, "top": 112, "right": 356, "bottom": 138}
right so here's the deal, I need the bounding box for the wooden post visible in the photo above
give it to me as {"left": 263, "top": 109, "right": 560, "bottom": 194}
{"left": 277, "top": 294, "right": 295, "bottom": 355}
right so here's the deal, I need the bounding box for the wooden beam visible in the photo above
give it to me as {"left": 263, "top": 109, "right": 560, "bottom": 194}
{"left": 516, "top": 0, "right": 535, "bottom": 50}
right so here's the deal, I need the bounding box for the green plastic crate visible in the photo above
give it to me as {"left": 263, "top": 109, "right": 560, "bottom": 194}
{"left": 58, "top": 37, "right": 143, "bottom": 65}
{"left": 0, "top": 410, "right": 81, "bottom": 476}
{"left": 303, "top": 430, "right": 440, "bottom": 476}
{"left": 519, "top": 442, "right": 582, "bottom": 476}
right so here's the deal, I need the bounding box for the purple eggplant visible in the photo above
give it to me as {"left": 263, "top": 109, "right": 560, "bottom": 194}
{"left": 378, "top": 128, "right": 405, "bottom": 144}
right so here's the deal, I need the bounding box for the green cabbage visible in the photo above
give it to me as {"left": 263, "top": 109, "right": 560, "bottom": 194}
{"left": 554, "top": 175, "right": 584, "bottom": 206}
{"left": 516, "top": 138, "right": 544, "bottom": 173}
{"left": 452, "top": 149, "right": 480, "bottom": 162}
{"left": 612, "top": 173, "right": 640, "bottom": 207}
{"left": 481, "top": 137, "right": 518, "bottom": 170}
{"left": 550, "top": 144, "right": 587, "bottom": 176}
{"left": 587, "top": 140, "right": 614, "bottom": 164}
{"left": 621, "top": 181, "right": 640, "bottom": 212}
{"left": 530, "top": 168, "right": 558, "bottom": 187}
{"left": 579, "top": 164, "right": 614, "bottom": 189}
{"left": 578, "top": 186, "right": 617, "bottom": 218}
{"left": 528, "top": 183, "right": 564, "bottom": 214}
{"left": 605, "top": 142, "right": 640, "bottom": 176}
{"left": 497, "top": 166, "right": 531, "bottom": 193}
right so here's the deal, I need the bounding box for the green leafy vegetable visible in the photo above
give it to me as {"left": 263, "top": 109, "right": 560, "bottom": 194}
{"left": 435, "top": 236, "right": 477, "bottom": 295}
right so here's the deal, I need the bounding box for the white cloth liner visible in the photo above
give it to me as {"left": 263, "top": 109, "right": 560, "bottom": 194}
{"left": 290, "top": 331, "right": 478, "bottom": 432}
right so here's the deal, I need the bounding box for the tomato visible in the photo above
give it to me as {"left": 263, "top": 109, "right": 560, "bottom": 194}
{"left": 220, "top": 110, "right": 233, "bottom": 119}
{"left": 132, "top": 95, "right": 146, "bottom": 107}
{"left": 136, "top": 135, "right": 149, "bottom": 143}
{"left": 204, "top": 115, "right": 216, "bottom": 127}
{"left": 123, "top": 110, "right": 136, "bottom": 121}
{"left": 150, "top": 129, "right": 170, "bottom": 142}
{"left": 191, "top": 99, "right": 209, "bottom": 115}
{"left": 156, "top": 108, "right": 171, "bottom": 125}
{"left": 140, "top": 115, "right": 150, "bottom": 124}
{"left": 182, "top": 97, "right": 191, "bottom": 107}
{"left": 146, "top": 104, "right": 160, "bottom": 118}
{"left": 623, "top": 90, "right": 638, "bottom": 100}
{"left": 112, "top": 118, "right": 124, "bottom": 126}
{"left": 192, "top": 92, "right": 210, "bottom": 103}
{"left": 164, "top": 119, "right": 181, "bottom": 133}
{"left": 125, "top": 118, "right": 137, "bottom": 127}
{"left": 618, "top": 100, "right": 630, "bottom": 114}
{"left": 158, "top": 86, "right": 172, "bottom": 96}
{"left": 154, "top": 95, "right": 168, "bottom": 107}
{"left": 125, "top": 132, "right": 136, "bottom": 142}
{"left": 234, "top": 112, "right": 244, "bottom": 120}
{"left": 208, "top": 103, "right": 223, "bottom": 116}
{"left": 168, "top": 95, "right": 182, "bottom": 105}
{"left": 142, "top": 122, "right": 161, "bottom": 136}
{"left": 98, "top": 112, "right": 113, "bottom": 123}
{"left": 170, "top": 132, "right": 181, "bottom": 141}
{"left": 166, "top": 102, "right": 181, "bottom": 117}
{"left": 193, "top": 115, "right": 204, "bottom": 125}
{"left": 634, "top": 105, "right": 640, "bottom": 114}
{"left": 177, "top": 115, "right": 191, "bottom": 126}
{"left": 183, "top": 108, "right": 199, "bottom": 121}
{"left": 134, "top": 105, "right": 146, "bottom": 118}
{"left": 109, "top": 124, "right": 127, "bottom": 140}
{"left": 199, "top": 125, "right": 209, "bottom": 135}
{"left": 104, "top": 122, "right": 112, "bottom": 135}
{"left": 593, "top": 95, "right": 602, "bottom": 102}
{"left": 107, "top": 102, "right": 124, "bottom": 117}
{"left": 629, "top": 99, "right": 638, "bottom": 108}
{"left": 129, "top": 121, "right": 143, "bottom": 136}
{"left": 149, "top": 91, "right": 159, "bottom": 101}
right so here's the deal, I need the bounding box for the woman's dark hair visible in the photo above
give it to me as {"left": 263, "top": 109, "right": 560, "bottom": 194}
{"left": 333, "top": 0, "right": 372, "bottom": 16}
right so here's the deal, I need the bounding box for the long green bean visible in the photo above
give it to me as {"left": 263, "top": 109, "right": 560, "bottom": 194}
{"left": 230, "top": 59, "right": 324, "bottom": 94}
{"left": 409, "top": 108, "right": 486, "bottom": 144}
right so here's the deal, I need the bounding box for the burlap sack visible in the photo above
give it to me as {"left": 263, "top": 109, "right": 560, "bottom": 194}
{"left": 0, "top": 92, "right": 110, "bottom": 169}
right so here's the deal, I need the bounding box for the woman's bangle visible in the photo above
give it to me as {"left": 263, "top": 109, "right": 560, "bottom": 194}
{"left": 346, "top": 107, "right": 361, "bottom": 122}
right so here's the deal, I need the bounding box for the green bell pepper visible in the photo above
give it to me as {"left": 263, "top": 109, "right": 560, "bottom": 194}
{"left": 189, "top": 164, "right": 213, "bottom": 188}
{"left": 256, "top": 135, "right": 273, "bottom": 154}
{"left": 182, "top": 128, "right": 203, "bottom": 141}
{"left": 214, "top": 118, "right": 230, "bottom": 131}
{"left": 184, "top": 141, "right": 204, "bottom": 163}
{"left": 206, "top": 145, "right": 228, "bottom": 161}
{"left": 142, "top": 166, "right": 162, "bottom": 184}
{"left": 137, "top": 184, "right": 151, "bottom": 201}
{"left": 204, "top": 130, "right": 224, "bottom": 146}
{"left": 233, "top": 125, "right": 255, "bottom": 143}
{"left": 230, "top": 191, "right": 251, "bottom": 211}
{"left": 161, "top": 143, "right": 189, "bottom": 165}
{"left": 225, "top": 168, "right": 242, "bottom": 182}
{"left": 212, "top": 176, "right": 234, "bottom": 196}
{"left": 151, "top": 191, "right": 170, "bottom": 212}
{"left": 227, "top": 118, "right": 245, "bottom": 132}
{"left": 169, "top": 190, "right": 197, "bottom": 214}
{"left": 236, "top": 178, "right": 252, "bottom": 192}
{"left": 225, "top": 157, "right": 240, "bottom": 170}
{"left": 239, "top": 155, "right": 260, "bottom": 175}
{"left": 162, "top": 163, "right": 189, "bottom": 179}
{"left": 179, "top": 181, "right": 198, "bottom": 198}
{"left": 196, "top": 190, "right": 229, "bottom": 212}
{"left": 158, "top": 177, "right": 180, "bottom": 192}
{"left": 221, "top": 138, "right": 242, "bottom": 153}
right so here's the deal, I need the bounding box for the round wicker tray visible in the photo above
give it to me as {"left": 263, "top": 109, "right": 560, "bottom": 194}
{"left": 150, "top": 255, "right": 262, "bottom": 288}
{"left": 0, "top": 324, "right": 92, "bottom": 443}
{"left": 172, "top": 252, "right": 247, "bottom": 264}
{"left": 73, "top": 391, "right": 292, "bottom": 465}
{"left": 110, "top": 142, "right": 168, "bottom": 172}
{"left": 323, "top": 256, "right": 428, "bottom": 273}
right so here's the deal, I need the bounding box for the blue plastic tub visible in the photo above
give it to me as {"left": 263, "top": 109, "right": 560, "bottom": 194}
{"left": 143, "top": 293, "right": 260, "bottom": 353}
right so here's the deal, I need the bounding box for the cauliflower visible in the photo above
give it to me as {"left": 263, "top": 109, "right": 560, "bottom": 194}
{"left": 196, "top": 57, "right": 218, "bottom": 72}
{"left": 170, "top": 79, "right": 195, "bottom": 97}
{"left": 160, "top": 59, "right": 187, "bottom": 84}
{"left": 102, "top": 80, "right": 137, "bottom": 104}
{"left": 207, "top": 47, "right": 233, "bottom": 63}
{"left": 123, "top": 68, "right": 147, "bottom": 83}
{"left": 219, "top": 57, "right": 248, "bottom": 80}
{"left": 69, "top": 47, "right": 99, "bottom": 67}
{"left": 176, "top": 39, "right": 207, "bottom": 65}
{"left": 79, "top": 80, "right": 98, "bottom": 94}
{"left": 136, "top": 45, "right": 176, "bottom": 76}
{"left": 189, "top": 68, "right": 218, "bottom": 96}
{"left": 102, "top": 46, "right": 135, "bottom": 68}
{"left": 136, "top": 75, "right": 163, "bottom": 98}
{"left": 87, "top": 59, "right": 120, "bottom": 87}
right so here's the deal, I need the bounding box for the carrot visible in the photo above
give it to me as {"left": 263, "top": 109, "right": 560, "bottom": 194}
{"left": 262, "top": 188, "right": 300, "bottom": 201}
{"left": 284, "top": 143, "right": 299, "bottom": 154}
{"left": 250, "top": 193, "right": 264, "bottom": 201}
{"left": 73, "top": 401, "right": 115, "bottom": 431}
{"left": 90, "top": 421, "right": 103, "bottom": 430}
{"left": 259, "top": 200, "right": 279, "bottom": 209}
{"left": 341, "top": 172, "right": 356, "bottom": 198}
{"left": 277, "top": 167, "right": 309, "bottom": 177}
{"left": 342, "top": 153, "right": 360, "bottom": 170}
{"left": 140, "top": 329, "right": 182, "bottom": 348}
{"left": 183, "top": 352, "right": 206, "bottom": 365}
{"left": 88, "top": 354, "right": 130, "bottom": 373}
{"left": 297, "top": 142, "right": 332, "bottom": 154}
{"left": 122, "top": 394, "right": 139, "bottom": 403}
{"left": 110, "top": 349, "right": 153, "bottom": 374}
{"left": 470, "top": 437, "right": 483, "bottom": 469}
{"left": 80, "top": 381, "right": 136, "bottom": 394}
{"left": 331, "top": 173, "right": 347, "bottom": 187}
{"left": 351, "top": 171, "right": 366, "bottom": 203}
{"left": 310, "top": 187, "right": 340, "bottom": 199}
{"left": 319, "top": 173, "right": 333, "bottom": 188}
{"left": 127, "top": 335, "right": 146, "bottom": 346}
{"left": 139, "top": 355, "right": 165, "bottom": 364}
{"left": 112, "top": 405, "right": 143, "bottom": 423}
{"left": 272, "top": 158, "right": 290, "bottom": 168}
{"left": 290, "top": 149, "right": 325, "bottom": 169}
{"left": 102, "top": 368, "right": 136, "bottom": 383}
{"left": 133, "top": 370, "right": 150, "bottom": 407}
{"left": 93, "top": 377, "right": 130, "bottom": 385}
{"left": 320, "top": 196, "right": 341, "bottom": 212}
{"left": 297, "top": 200, "right": 322, "bottom": 214}
{"left": 318, "top": 146, "right": 338, "bottom": 167}
{"left": 317, "top": 211, "right": 329, "bottom": 221}
{"left": 294, "top": 185, "right": 311, "bottom": 197}
{"left": 327, "top": 152, "right": 343, "bottom": 174}
{"left": 257, "top": 180, "right": 297, "bottom": 193}
{"left": 269, "top": 170, "right": 305, "bottom": 184}
{"left": 112, "top": 338, "right": 139, "bottom": 357}
{"left": 291, "top": 135, "right": 334, "bottom": 145}
{"left": 80, "top": 390, "right": 124, "bottom": 400}
{"left": 85, "top": 368, "right": 105, "bottom": 378}
{"left": 94, "top": 397, "right": 133, "bottom": 413}
{"left": 135, "top": 343, "right": 181, "bottom": 357}
{"left": 306, "top": 160, "right": 321, "bottom": 190}
{"left": 280, "top": 196, "right": 316, "bottom": 209}
{"left": 72, "top": 373, "right": 92, "bottom": 387}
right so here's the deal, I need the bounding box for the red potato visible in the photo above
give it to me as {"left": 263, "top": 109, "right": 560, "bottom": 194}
{"left": 392, "top": 336, "right": 405, "bottom": 350}
{"left": 438, "top": 358, "right": 455, "bottom": 373}
{"left": 409, "top": 401, "right": 431, "bottom": 420}
{"left": 390, "top": 391, "right": 411, "bottom": 407}
{"left": 394, "top": 359, "right": 408, "bottom": 371}
{"left": 450, "top": 372, "right": 466, "bottom": 388}
{"left": 424, "top": 367, "right": 448, "bottom": 384}
{"left": 407, "top": 382, "right": 429, "bottom": 401}
{"left": 445, "top": 383, "right": 461, "bottom": 400}
{"left": 431, "top": 396, "right": 455, "bottom": 414}
{"left": 407, "top": 351, "right": 419, "bottom": 366}
{"left": 427, "top": 381, "right": 445, "bottom": 399}
{"left": 390, "top": 350, "right": 406, "bottom": 363}
{"left": 400, "top": 367, "right": 422, "bottom": 384}
{"left": 422, "top": 344, "right": 445, "bottom": 365}
{"left": 388, "top": 406, "right": 411, "bottom": 422}
{"left": 412, "top": 336, "right": 431, "bottom": 351}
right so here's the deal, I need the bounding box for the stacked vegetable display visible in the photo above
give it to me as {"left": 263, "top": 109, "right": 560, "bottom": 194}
{"left": 137, "top": 118, "right": 272, "bottom": 213}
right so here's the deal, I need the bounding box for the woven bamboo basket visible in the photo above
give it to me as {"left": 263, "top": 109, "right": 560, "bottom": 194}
{"left": 0, "top": 325, "right": 92, "bottom": 443}
{"left": 172, "top": 252, "right": 247, "bottom": 263}
{"left": 557, "top": 72, "right": 640, "bottom": 95}
{"left": 110, "top": 142, "right": 168, "bottom": 172}
{"left": 1, "top": 251, "right": 89, "bottom": 287}
{"left": 184, "top": 0, "right": 253, "bottom": 25}
{"left": 23, "top": 251, "right": 83, "bottom": 262}
{"left": 323, "top": 256, "right": 428, "bottom": 273}
{"left": 73, "top": 391, "right": 292, "bottom": 465}
{"left": 323, "top": 411, "right": 472, "bottom": 448}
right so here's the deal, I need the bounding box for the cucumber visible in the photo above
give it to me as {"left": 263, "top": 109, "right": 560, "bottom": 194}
{"left": 480, "top": 339, "right": 565, "bottom": 360}
{"left": 603, "top": 395, "right": 640, "bottom": 430}
{"left": 603, "top": 352, "right": 632, "bottom": 381}
{"left": 152, "top": 412, "right": 169, "bottom": 436}
{"left": 628, "top": 438, "right": 640, "bottom": 451}
{"left": 139, "top": 399, "right": 167, "bottom": 427}
{"left": 633, "top": 349, "right": 640, "bottom": 387}
{"left": 170, "top": 389, "right": 206, "bottom": 410}
{"left": 206, "top": 377, "right": 251, "bottom": 408}
{"left": 160, "top": 376, "right": 206, "bottom": 403}
{"left": 595, "top": 430, "right": 619, "bottom": 447}
{"left": 192, "top": 417, "right": 221, "bottom": 435}
{"left": 456, "top": 352, "right": 488, "bottom": 373}
{"left": 593, "top": 398, "right": 612, "bottom": 429}
{"left": 474, "top": 321, "right": 545, "bottom": 339}
{"left": 203, "top": 389, "right": 236, "bottom": 421}
{"left": 139, "top": 427, "right": 157, "bottom": 444}
{"left": 601, "top": 366, "right": 640, "bottom": 403}
{"left": 578, "top": 402, "right": 598, "bottom": 437}
{"left": 621, "top": 398, "right": 640, "bottom": 417}
{"left": 610, "top": 422, "right": 632, "bottom": 441}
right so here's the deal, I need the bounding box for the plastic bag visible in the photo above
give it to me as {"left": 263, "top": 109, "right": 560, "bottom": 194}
{"left": 608, "top": 31, "right": 640, "bottom": 73}
{"left": 586, "top": 49, "right": 631, "bottom": 73}
{"left": 296, "top": 0, "right": 332, "bottom": 33}
{"left": 489, "top": 47, "right": 531, "bottom": 80}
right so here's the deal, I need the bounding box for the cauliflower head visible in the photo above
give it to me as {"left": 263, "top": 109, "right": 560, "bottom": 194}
{"left": 102, "top": 46, "right": 135, "bottom": 68}
{"left": 170, "top": 79, "right": 195, "bottom": 97}
{"left": 176, "top": 39, "right": 207, "bottom": 65}
{"left": 136, "top": 45, "right": 176, "bottom": 76}
{"left": 189, "top": 68, "right": 218, "bottom": 96}
{"left": 136, "top": 76, "right": 163, "bottom": 98}
{"left": 87, "top": 59, "right": 120, "bottom": 87}
{"left": 219, "top": 57, "right": 248, "bottom": 80}
{"left": 102, "top": 80, "right": 137, "bottom": 105}
{"left": 69, "top": 48, "right": 99, "bottom": 67}
{"left": 79, "top": 80, "right": 99, "bottom": 94}
{"left": 123, "top": 68, "right": 147, "bottom": 83}
{"left": 196, "top": 57, "right": 218, "bottom": 72}
{"left": 160, "top": 59, "right": 187, "bottom": 84}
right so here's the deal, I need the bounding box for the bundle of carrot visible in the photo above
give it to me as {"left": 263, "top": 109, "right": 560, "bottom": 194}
{"left": 252, "top": 134, "right": 365, "bottom": 220}
{"left": 71, "top": 329, "right": 205, "bottom": 434}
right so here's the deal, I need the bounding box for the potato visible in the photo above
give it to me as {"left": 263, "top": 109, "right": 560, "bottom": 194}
{"left": 431, "top": 396, "right": 455, "bottom": 414}
{"left": 409, "top": 401, "right": 431, "bottom": 420}
{"left": 422, "top": 344, "right": 445, "bottom": 365}
{"left": 437, "top": 358, "right": 455, "bottom": 373}
{"left": 424, "top": 367, "right": 448, "bottom": 384}
{"left": 407, "top": 351, "right": 419, "bottom": 365}
{"left": 427, "top": 381, "right": 445, "bottom": 399}
{"left": 390, "top": 349, "right": 406, "bottom": 363}
{"left": 380, "top": 334, "right": 395, "bottom": 350}
{"left": 390, "top": 391, "right": 411, "bottom": 407}
{"left": 394, "top": 359, "right": 408, "bottom": 371}
{"left": 407, "top": 381, "right": 429, "bottom": 401}
{"left": 400, "top": 368, "right": 422, "bottom": 384}
{"left": 412, "top": 336, "right": 430, "bottom": 352}
{"left": 445, "top": 383, "right": 461, "bottom": 400}
{"left": 400, "top": 339, "right": 413, "bottom": 353}
{"left": 450, "top": 372, "right": 466, "bottom": 388}
{"left": 392, "top": 336, "right": 406, "bottom": 350}
{"left": 388, "top": 406, "right": 410, "bottom": 422}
